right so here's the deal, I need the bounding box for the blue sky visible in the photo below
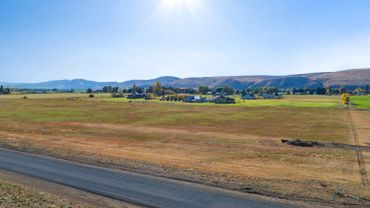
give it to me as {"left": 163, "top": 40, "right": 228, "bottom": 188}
{"left": 1, "top": 0, "right": 370, "bottom": 82}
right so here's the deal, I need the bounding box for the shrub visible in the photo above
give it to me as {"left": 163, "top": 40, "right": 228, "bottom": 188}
{"left": 112, "top": 93, "right": 125, "bottom": 98}
{"left": 341, "top": 93, "right": 350, "bottom": 105}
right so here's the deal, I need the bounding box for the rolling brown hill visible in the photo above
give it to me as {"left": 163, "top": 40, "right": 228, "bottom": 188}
{"left": 1, "top": 69, "right": 369, "bottom": 90}
{"left": 170, "top": 68, "right": 370, "bottom": 89}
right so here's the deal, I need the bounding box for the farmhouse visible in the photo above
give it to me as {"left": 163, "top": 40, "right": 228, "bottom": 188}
{"left": 210, "top": 95, "right": 236, "bottom": 104}
{"left": 127, "top": 92, "right": 146, "bottom": 99}
{"left": 241, "top": 94, "right": 256, "bottom": 100}
{"left": 184, "top": 95, "right": 208, "bottom": 103}
{"left": 260, "top": 93, "right": 283, "bottom": 99}
{"left": 355, "top": 91, "right": 366, "bottom": 96}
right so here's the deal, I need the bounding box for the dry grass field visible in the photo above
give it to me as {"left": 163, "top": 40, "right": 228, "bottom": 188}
{"left": 0, "top": 94, "right": 369, "bottom": 206}
{"left": 0, "top": 178, "right": 88, "bottom": 208}
{"left": 350, "top": 110, "right": 370, "bottom": 186}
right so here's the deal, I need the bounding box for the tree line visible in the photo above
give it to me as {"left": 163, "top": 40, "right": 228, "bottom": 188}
{"left": 0, "top": 85, "right": 11, "bottom": 95}
{"left": 86, "top": 82, "right": 370, "bottom": 97}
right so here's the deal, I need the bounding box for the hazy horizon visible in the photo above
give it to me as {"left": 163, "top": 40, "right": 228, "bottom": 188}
{"left": 2, "top": 0, "right": 370, "bottom": 82}
{"left": 2, "top": 68, "right": 369, "bottom": 84}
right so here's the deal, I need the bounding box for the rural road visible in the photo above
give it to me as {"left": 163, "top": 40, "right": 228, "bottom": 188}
{"left": 0, "top": 148, "right": 295, "bottom": 208}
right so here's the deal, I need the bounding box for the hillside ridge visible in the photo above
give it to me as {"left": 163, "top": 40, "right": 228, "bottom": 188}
{"left": 1, "top": 69, "right": 369, "bottom": 90}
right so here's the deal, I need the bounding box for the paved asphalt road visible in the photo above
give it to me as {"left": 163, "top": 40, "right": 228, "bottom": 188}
{"left": 0, "top": 148, "right": 295, "bottom": 208}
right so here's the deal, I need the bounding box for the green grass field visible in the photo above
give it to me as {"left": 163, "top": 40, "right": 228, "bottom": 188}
{"left": 351, "top": 95, "right": 370, "bottom": 109}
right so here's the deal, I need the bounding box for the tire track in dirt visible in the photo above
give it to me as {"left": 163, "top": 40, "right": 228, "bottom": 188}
{"left": 348, "top": 110, "right": 368, "bottom": 185}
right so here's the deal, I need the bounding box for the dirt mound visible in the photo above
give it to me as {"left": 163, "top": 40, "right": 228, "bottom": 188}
{"left": 282, "top": 139, "right": 370, "bottom": 152}
{"left": 281, "top": 139, "right": 324, "bottom": 147}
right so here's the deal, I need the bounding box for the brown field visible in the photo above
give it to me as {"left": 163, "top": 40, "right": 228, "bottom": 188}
{"left": 0, "top": 94, "right": 369, "bottom": 206}
{"left": 350, "top": 110, "right": 370, "bottom": 186}
{"left": 0, "top": 176, "right": 88, "bottom": 208}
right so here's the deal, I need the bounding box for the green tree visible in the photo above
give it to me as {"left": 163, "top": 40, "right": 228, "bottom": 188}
{"left": 112, "top": 87, "right": 119, "bottom": 93}
{"left": 222, "top": 85, "right": 234, "bottom": 95}
{"left": 241, "top": 89, "right": 247, "bottom": 96}
{"left": 102, "top": 86, "right": 113, "bottom": 93}
{"left": 132, "top": 84, "right": 138, "bottom": 92}
{"left": 326, "top": 87, "right": 332, "bottom": 95}
{"left": 0, "top": 85, "right": 7, "bottom": 94}
{"left": 198, "top": 85, "right": 209, "bottom": 95}
{"left": 153, "top": 81, "right": 163, "bottom": 96}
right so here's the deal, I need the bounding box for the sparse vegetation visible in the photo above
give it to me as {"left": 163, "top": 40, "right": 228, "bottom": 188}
{"left": 0, "top": 180, "right": 87, "bottom": 208}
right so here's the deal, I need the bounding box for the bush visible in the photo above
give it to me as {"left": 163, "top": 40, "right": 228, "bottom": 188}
{"left": 112, "top": 93, "right": 125, "bottom": 98}
{"left": 89, "top": 94, "right": 94, "bottom": 98}
{"left": 341, "top": 93, "right": 350, "bottom": 105}
{"left": 145, "top": 94, "right": 154, "bottom": 100}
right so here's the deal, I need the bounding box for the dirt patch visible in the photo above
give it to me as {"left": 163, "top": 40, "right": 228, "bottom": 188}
{"left": 0, "top": 172, "right": 88, "bottom": 208}
{"left": 281, "top": 139, "right": 325, "bottom": 147}
{"left": 282, "top": 139, "right": 370, "bottom": 152}
{"left": 348, "top": 110, "right": 369, "bottom": 186}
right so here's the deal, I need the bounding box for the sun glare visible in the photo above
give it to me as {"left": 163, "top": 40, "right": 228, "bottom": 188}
{"left": 148, "top": 0, "right": 205, "bottom": 29}
{"left": 162, "top": 0, "right": 198, "bottom": 7}
{"left": 160, "top": 0, "right": 202, "bottom": 13}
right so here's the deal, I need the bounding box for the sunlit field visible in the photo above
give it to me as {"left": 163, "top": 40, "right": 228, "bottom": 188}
{"left": 351, "top": 95, "right": 370, "bottom": 109}
{"left": 0, "top": 93, "right": 369, "bottom": 205}
{"left": 0, "top": 179, "right": 87, "bottom": 208}
{"left": 99, "top": 94, "right": 342, "bottom": 108}
{"left": 1, "top": 93, "right": 361, "bottom": 109}
{"left": 2, "top": 0, "right": 370, "bottom": 207}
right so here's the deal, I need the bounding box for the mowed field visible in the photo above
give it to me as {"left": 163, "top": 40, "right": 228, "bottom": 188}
{"left": 352, "top": 95, "right": 370, "bottom": 109}
{"left": 0, "top": 94, "right": 369, "bottom": 206}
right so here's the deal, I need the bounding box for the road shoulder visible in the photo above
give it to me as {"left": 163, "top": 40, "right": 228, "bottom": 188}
{"left": 0, "top": 169, "right": 139, "bottom": 208}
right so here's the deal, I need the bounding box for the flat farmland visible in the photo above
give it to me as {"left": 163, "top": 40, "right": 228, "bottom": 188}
{"left": 351, "top": 95, "right": 370, "bottom": 109}
{"left": 0, "top": 94, "right": 368, "bottom": 206}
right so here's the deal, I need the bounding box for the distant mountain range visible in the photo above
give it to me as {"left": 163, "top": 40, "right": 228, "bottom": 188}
{"left": 0, "top": 76, "right": 179, "bottom": 90}
{"left": 1, "top": 68, "right": 369, "bottom": 90}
